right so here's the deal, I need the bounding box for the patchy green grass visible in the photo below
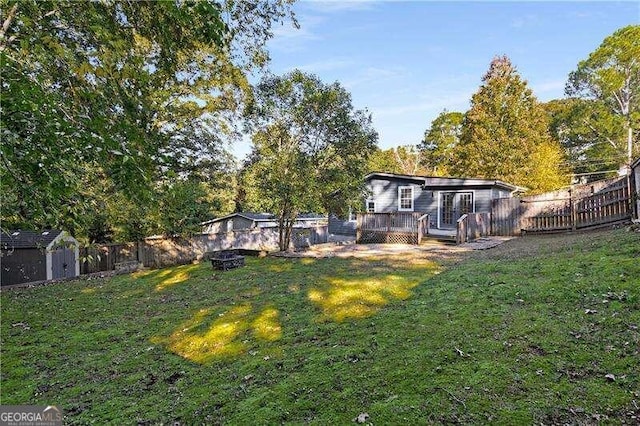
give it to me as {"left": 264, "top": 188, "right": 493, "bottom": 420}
{"left": 1, "top": 229, "right": 639, "bottom": 424}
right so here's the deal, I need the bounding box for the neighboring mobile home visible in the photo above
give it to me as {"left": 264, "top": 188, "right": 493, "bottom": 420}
{"left": 0, "top": 230, "right": 80, "bottom": 286}
{"left": 201, "top": 213, "right": 327, "bottom": 234}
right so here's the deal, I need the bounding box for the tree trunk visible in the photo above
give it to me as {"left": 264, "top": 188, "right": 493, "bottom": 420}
{"left": 278, "top": 204, "right": 296, "bottom": 252}
{"left": 628, "top": 125, "right": 633, "bottom": 166}
{"left": 278, "top": 211, "right": 286, "bottom": 251}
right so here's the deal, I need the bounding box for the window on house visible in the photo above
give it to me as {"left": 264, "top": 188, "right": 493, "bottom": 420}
{"left": 459, "top": 192, "right": 473, "bottom": 215}
{"left": 348, "top": 209, "right": 357, "bottom": 222}
{"left": 366, "top": 200, "right": 376, "bottom": 213}
{"left": 398, "top": 186, "right": 414, "bottom": 211}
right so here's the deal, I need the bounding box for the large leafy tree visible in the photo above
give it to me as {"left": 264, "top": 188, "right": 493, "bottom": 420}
{"left": 564, "top": 25, "right": 640, "bottom": 170}
{"left": 368, "top": 145, "right": 427, "bottom": 175}
{"left": 244, "top": 70, "right": 378, "bottom": 250}
{"left": 0, "top": 0, "right": 293, "bottom": 238}
{"left": 452, "top": 56, "right": 568, "bottom": 193}
{"left": 419, "top": 110, "right": 463, "bottom": 176}
{"left": 544, "top": 98, "right": 623, "bottom": 179}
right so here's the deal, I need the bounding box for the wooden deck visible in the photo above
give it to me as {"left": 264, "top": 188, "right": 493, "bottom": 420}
{"left": 356, "top": 212, "right": 430, "bottom": 245}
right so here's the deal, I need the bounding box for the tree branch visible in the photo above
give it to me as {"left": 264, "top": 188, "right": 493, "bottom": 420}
{"left": 0, "top": 3, "right": 19, "bottom": 50}
{"left": 582, "top": 118, "right": 617, "bottom": 149}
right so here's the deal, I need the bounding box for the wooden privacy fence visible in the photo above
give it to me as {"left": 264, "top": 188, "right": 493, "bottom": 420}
{"left": 491, "top": 177, "right": 631, "bottom": 236}
{"left": 575, "top": 183, "right": 630, "bottom": 228}
{"left": 457, "top": 213, "right": 491, "bottom": 244}
{"left": 491, "top": 198, "right": 523, "bottom": 236}
{"left": 356, "top": 212, "right": 429, "bottom": 244}
{"left": 80, "top": 226, "right": 329, "bottom": 274}
{"left": 80, "top": 240, "right": 195, "bottom": 274}
{"left": 80, "top": 243, "right": 141, "bottom": 274}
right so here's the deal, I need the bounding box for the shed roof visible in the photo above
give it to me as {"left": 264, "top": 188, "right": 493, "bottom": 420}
{"left": 201, "top": 212, "right": 273, "bottom": 225}
{"left": 1, "top": 230, "right": 63, "bottom": 249}
{"left": 297, "top": 213, "right": 327, "bottom": 220}
{"left": 365, "top": 172, "right": 524, "bottom": 192}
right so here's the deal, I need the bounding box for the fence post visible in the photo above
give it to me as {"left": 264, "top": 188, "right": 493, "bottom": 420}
{"left": 356, "top": 214, "right": 361, "bottom": 243}
{"left": 570, "top": 188, "right": 577, "bottom": 231}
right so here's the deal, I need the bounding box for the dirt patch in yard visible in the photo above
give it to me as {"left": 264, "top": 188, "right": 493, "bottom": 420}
{"left": 273, "top": 236, "right": 514, "bottom": 264}
{"left": 275, "top": 224, "right": 638, "bottom": 265}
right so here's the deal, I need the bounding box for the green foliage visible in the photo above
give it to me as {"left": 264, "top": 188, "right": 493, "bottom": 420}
{"left": 1, "top": 229, "right": 638, "bottom": 423}
{"left": 452, "top": 56, "right": 568, "bottom": 193}
{"left": 419, "top": 110, "right": 463, "bottom": 176}
{"left": 367, "top": 148, "right": 400, "bottom": 174}
{"left": 152, "top": 178, "right": 214, "bottom": 237}
{"left": 244, "top": 70, "right": 378, "bottom": 250}
{"left": 0, "top": 0, "right": 293, "bottom": 239}
{"left": 544, "top": 99, "right": 624, "bottom": 179}
{"left": 563, "top": 25, "right": 640, "bottom": 171}
{"left": 367, "top": 145, "right": 428, "bottom": 175}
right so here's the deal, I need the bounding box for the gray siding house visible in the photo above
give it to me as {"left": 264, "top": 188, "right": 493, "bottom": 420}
{"left": 365, "top": 172, "right": 521, "bottom": 230}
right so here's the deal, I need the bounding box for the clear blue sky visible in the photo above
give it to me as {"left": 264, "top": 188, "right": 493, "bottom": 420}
{"left": 232, "top": 1, "right": 639, "bottom": 160}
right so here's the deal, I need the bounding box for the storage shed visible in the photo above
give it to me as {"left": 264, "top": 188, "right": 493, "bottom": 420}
{"left": 1, "top": 230, "right": 80, "bottom": 286}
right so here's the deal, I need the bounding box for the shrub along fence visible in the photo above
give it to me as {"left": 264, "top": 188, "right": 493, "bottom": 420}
{"left": 80, "top": 226, "right": 328, "bottom": 274}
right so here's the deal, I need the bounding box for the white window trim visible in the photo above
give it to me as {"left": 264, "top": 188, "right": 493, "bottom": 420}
{"left": 348, "top": 208, "right": 357, "bottom": 222}
{"left": 398, "top": 186, "right": 414, "bottom": 212}
{"left": 366, "top": 199, "right": 376, "bottom": 213}
{"left": 436, "top": 190, "right": 476, "bottom": 228}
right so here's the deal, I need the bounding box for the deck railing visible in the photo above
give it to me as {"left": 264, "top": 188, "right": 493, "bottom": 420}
{"left": 456, "top": 212, "right": 491, "bottom": 244}
{"left": 417, "top": 214, "right": 430, "bottom": 243}
{"left": 358, "top": 212, "right": 421, "bottom": 232}
{"left": 356, "top": 212, "right": 429, "bottom": 244}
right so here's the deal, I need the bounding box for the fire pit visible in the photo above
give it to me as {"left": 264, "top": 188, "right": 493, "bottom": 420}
{"left": 209, "top": 250, "right": 245, "bottom": 271}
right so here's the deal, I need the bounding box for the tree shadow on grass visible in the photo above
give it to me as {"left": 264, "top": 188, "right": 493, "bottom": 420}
{"left": 151, "top": 256, "right": 439, "bottom": 363}
{"left": 308, "top": 274, "right": 419, "bottom": 322}
{"left": 151, "top": 303, "right": 283, "bottom": 363}
{"left": 132, "top": 263, "right": 201, "bottom": 292}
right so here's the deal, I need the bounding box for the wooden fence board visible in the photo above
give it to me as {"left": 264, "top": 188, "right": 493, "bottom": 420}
{"left": 80, "top": 225, "right": 329, "bottom": 274}
{"left": 490, "top": 198, "right": 523, "bottom": 236}
{"left": 491, "top": 178, "right": 631, "bottom": 236}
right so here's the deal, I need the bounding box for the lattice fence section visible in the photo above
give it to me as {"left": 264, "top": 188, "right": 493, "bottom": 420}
{"left": 357, "top": 231, "right": 418, "bottom": 245}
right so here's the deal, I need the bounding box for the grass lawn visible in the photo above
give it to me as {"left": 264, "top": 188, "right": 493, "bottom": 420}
{"left": 1, "top": 228, "right": 639, "bottom": 424}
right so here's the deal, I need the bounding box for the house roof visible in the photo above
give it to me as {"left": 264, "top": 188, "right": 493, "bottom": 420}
{"left": 201, "top": 212, "right": 273, "bottom": 225}
{"left": 238, "top": 212, "right": 276, "bottom": 221}
{"left": 297, "top": 213, "right": 327, "bottom": 220}
{"left": 632, "top": 157, "right": 640, "bottom": 169}
{"left": 201, "top": 212, "right": 326, "bottom": 225}
{"left": 0, "top": 229, "right": 63, "bottom": 249}
{"left": 365, "top": 172, "right": 524, "bottom": 192}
